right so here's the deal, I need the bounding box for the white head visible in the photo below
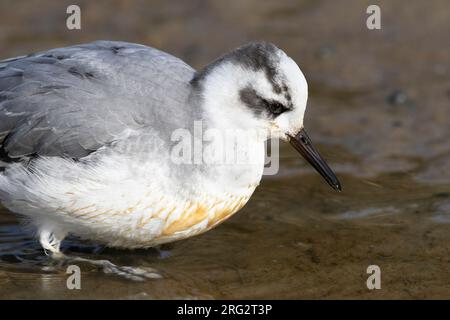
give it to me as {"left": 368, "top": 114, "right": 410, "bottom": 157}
{"left": 192, "top": 42, "right": 341, "bottom": 191}
{"left": 192, "top": 42, "right": 307, "bottom": 141}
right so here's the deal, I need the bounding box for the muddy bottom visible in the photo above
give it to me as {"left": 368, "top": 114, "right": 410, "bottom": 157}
{"left": 0, "top": 149, "right": 449, "bottom": 299}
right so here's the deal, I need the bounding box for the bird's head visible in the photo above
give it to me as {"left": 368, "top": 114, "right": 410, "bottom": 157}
{"left": 192, "top": 42, "right": 341, "bottom": 191}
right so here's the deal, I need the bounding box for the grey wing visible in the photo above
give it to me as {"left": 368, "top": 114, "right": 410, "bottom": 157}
{"left": 0, "top": 40, "right": 195, "bottom": 161}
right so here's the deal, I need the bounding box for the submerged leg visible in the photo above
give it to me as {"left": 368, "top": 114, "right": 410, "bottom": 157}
{"left": 63, "top": 255, "right": 162, "bottom": 281}
{"left": 39, "top": 228, "right": 66, "bottom": 258}
{"left": 38, "top": 228, "right": 161, "bottom": 281}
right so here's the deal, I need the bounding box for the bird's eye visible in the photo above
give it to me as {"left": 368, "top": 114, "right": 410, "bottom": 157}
{"left": 265, "top": 100, "right": 289, "bottom": 116}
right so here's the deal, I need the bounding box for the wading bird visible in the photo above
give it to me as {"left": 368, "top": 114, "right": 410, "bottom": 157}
{"left": 0, "top": 41, "right": 341, "bottom": 279}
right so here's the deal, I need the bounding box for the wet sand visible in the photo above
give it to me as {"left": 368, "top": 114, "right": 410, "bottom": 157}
{"left": 0, "top": 0, "right": 449, "bottom": 299}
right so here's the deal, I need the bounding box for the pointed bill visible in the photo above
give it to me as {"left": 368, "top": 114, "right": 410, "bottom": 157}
{"left": 288, "top": 128, "right": 342, "bottom": 191}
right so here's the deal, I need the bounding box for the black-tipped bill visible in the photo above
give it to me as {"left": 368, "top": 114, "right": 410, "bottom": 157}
{"left": 288, "top": 128, "right": 342, "bottom": 191}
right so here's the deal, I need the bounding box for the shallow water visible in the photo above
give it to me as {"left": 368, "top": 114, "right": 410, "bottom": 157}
{"left": 1, "top": 148, "right": 449, "bottom": 299}
{"left": 0, "top": 0, "right": 449, "bottom": 299}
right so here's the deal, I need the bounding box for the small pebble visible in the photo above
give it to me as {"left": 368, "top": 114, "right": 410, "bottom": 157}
{"left": 392, "top": 120, "right": 403, "bottom": 127}
{"left": 434, "top": 192, "right": 449, "bottom": 198}
{"left": 387, "top": 89, "right": 409, "bottom": 106}
{"left": 315, "top": 44, "right": 335, "bottom": 60}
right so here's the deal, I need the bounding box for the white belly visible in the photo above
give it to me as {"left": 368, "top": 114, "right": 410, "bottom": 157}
{"left": 0, "top": 150, "right": 263, "bottom": 248}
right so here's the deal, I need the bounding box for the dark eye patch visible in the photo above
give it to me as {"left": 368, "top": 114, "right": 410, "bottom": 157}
{"left": 239, "top": 86, "right": 290, "bottom": 118}
{"left": 265, "top": 100, "right": 289, "bottom": 116}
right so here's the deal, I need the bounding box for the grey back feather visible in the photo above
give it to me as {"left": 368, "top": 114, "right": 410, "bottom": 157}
{"left": 0, "top": 41, "right": 197, "bottom": 160}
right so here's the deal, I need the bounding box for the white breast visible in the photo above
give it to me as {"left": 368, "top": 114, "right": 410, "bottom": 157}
{"left": 0, "top": 139, "right": 265, "bottom": 248}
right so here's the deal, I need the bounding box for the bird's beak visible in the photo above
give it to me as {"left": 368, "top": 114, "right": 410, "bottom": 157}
{"left": 287, "top": 128, "right": 342, "bottom": 191}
